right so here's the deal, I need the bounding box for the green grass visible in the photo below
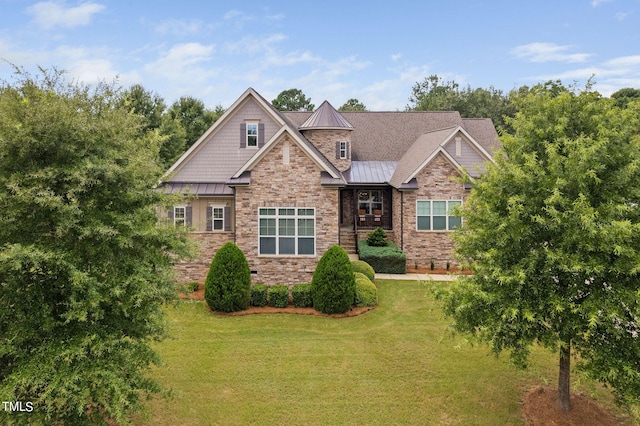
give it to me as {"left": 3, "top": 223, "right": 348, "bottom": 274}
{"left": 133, "top": 280, "right": 625, "bottom": 425}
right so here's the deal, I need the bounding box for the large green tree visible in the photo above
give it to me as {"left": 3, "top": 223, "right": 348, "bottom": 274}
{"left": 438, "top": 83, "right": 640, "bottom": 413}
{"left": 119, "top": 83, "right": 166, "bottom": 132}
{"left": 0, "top": 68, "right": 190, "bottom": 425}
{"left": 407, "top": 74, "right": 514, "bottom": 131}
{"left": 165, "top": 96, "right": 221, "bottom": 149}
{"left": 271, "top": 88, "right": 315, "bottom": 111}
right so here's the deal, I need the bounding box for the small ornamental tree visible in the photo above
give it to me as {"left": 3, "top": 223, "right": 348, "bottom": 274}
{"left": 367, "top": 227, "right": 388, "bottom": 247}
{"left": 311, "top": 245, "right": 355, "bottom": 314}
{"left": 204, "top": 242, "right": 251, "bottom": 312}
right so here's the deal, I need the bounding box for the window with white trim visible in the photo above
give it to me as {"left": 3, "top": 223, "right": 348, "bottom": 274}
{"left": 246, "top": 122, "right": 258, "bottom": 148}
{"left": 259, "top": 208, "right": 315, "bottom": 255}
{"left": 174, "top": 206, "right": 186, "bottom": 227}
{"left": 416, "top": 200, "right": 462, "bottom": 231}
{"left": 358, "top": 190, "right": 382, "bottom": 215}
{"left": 212, "top": 206, "right": 224, "bottom": 231}
{"left": 339, "top": 141, "right": 348, "bottom": 159}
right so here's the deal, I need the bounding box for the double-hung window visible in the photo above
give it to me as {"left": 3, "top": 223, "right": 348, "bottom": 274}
{"left": 174, "top": 206, "right": 186, "bottom": 227}
{"left": 246, "top": 122, "right": 258, "bottom": 148}
{"left": 339, "top": 141, "right": 348, "bottom": 159}
{"left": 259, "top": 208, "right": 315, "bottom": 255}
{"left": 416, "top": 200, "right": 462, "bottom": 231}
{"left": 211, "top": 207, "right": 224, "bottom": 231}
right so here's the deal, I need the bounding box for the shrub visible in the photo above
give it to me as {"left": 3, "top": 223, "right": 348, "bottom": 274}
{"left": 312, "top": 245, "right": 355, "bottom": 314}
{"left": 354, "top": 275, "right": 378, "bottom": 307}
{"left": 269, "top": 284, "right": 289, "bottom": 308}
{"left": 366, "top": 227, "right": 388, "bottom": 247}
{"left": 292, "top": 284, "right": 313, "bottom": 308}
{"left": 251, "top": 284, "right": 268, "bottom": 307}
{"left": 358, "top": 240, "right": 406, "bottom": 274}
{"left": 351, "top": 260, "right": 375, "bottom": 282}
{"left": 204, "top": 242, "right": 251, "bottom": 312}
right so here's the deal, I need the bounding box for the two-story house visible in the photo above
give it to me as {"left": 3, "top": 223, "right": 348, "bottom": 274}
{"left": 160, "top": 88, "right": 500, "bottom": 284}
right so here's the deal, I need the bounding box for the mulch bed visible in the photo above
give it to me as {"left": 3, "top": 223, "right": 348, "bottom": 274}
{"left": 522, "top": 386, "right": 623, "bottom": 425}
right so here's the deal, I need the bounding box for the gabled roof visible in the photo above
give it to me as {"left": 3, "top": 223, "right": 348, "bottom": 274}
{"left": 232, "top": 126, "right": 344, "bottom": 181}
{"left": 389, "top": 126, "right": 494, "bottom": 188}
{"left": 163, "top": 87, "right": 285, "bottom": 179}
{"left": 299, "top": 101, "right": 354, "bottom": 130}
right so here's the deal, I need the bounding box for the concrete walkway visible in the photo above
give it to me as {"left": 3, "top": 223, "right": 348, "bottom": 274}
{"left": 375, "top": 273, "right": 460, "bottom": 281}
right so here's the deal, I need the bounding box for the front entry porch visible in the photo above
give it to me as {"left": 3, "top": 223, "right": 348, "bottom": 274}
{"left": 340, "top": 187, "right": 393, "bottom": 230}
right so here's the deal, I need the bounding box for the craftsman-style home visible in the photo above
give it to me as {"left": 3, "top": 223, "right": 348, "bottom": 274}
{"left": 160, "top": 88, "right": 500, "bottom": 284}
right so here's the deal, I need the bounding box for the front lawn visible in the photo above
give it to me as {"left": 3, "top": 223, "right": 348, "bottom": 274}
{"left": 133, "top": 280, "right": 627, "bottom": 425}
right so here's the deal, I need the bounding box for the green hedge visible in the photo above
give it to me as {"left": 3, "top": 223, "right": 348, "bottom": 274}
{"left": 292, "top": 284, "right": 313, "bottom": 308}
{"left": 357, "top": 240, "right": 406, "bottom": 274}
{"left": 204, "top": 242, "right": 251, "bottom": 312}
{"left": 251, "top": 284, "right": 268, "bottom": 307}
{"left": 354, "top": 275, "right": 378, "bottom": 307}
{"left": 351, "top": 260, "right": 375, "bottom": 282}
{"left": 268, "top": 284, "right": 289, "bottom": 308}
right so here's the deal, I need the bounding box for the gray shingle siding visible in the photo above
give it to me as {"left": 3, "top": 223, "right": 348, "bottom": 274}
{"left": 170, "top": 98, "right": 281, "bottom": 182}
{"left": 442, "top": 134, "right": 488, "bottom": 177}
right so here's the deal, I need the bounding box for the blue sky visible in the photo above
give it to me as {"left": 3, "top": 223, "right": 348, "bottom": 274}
{"left": 1, "top": 0, "right": 639, "bottom": 110}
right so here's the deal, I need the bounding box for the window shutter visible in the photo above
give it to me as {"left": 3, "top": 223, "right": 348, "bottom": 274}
{"left": 336, "top": 141, "right": 340, "bottom": 159}
{"left": 240, "top": 123, "right": 246, "bottom": 148}
{"left": 206, "top": 206, "right": 212, "bottom": 231}
{"left": 347, "top": 141, "right": 350, "bottom": 159}
{"left": 258, "top": 123, "right": 265, "bottom": 148}
{"left": 167, "top": 207, "right": 174, "bottom": 220}
{"left": 224, "top": 206, "right": 231, "bottom": 231}
{"left": 186, "top": 206, "right": 192, "bottom": 226}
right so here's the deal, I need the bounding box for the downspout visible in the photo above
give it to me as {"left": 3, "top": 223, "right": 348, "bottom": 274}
{"left": 233, "top": 187, "right": 237, "bottom": 245}
{"left": 400, "top": 191, "right": 404, "bottom": 251}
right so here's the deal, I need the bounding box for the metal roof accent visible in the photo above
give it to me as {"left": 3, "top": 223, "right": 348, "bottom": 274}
{"left": 320, "top": 171, "right": 347, "bottom": 187}
{"left": 227, "top": 171, "right": 251, "bottom": 186}
{"left": 299, "top": 100, "right": 354, "bottom": 130}
{"left": 343, "top": 161, "right": 398, "bottom": 184}
{"left": 159, "top": 182, "right": 234, "bottom": 195}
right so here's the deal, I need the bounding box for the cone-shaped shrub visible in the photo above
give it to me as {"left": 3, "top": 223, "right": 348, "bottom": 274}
{"left": 311, "top": 245, "right": 355, "bottom": 314}
{"left": 204, "top": 242, "right": 251, "bottom": 312}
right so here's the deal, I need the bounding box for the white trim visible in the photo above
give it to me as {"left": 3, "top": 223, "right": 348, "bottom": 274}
{"left": 258, "top": 207, "right": 316, "bottom": 256}
{"left": 174, "top": 205, "right": 187, "bottom": 227}
{"left": 415, "top": 199, "right": 462, "bottom": 231}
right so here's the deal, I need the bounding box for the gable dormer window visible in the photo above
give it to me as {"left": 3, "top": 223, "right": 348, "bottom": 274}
{"left": 246, "top": 122, "right": 258, "bottom": 148}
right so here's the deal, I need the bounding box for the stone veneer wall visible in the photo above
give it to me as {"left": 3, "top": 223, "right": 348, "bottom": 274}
{"left": 299, "top": 129, "right": 352, "bottom": 172}
{"left": 235, "top": 133, "right": 340, "bottom": 285}
{"left": 399, "top": 153, "right": 468, "bottom": 270}
{"left": 174, "top": 232, "right": 234, "bottom": 283}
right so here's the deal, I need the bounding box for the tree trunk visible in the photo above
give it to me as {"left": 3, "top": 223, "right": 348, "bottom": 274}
{"left": 558, "top": 340, "right": 571, "bottom": 411}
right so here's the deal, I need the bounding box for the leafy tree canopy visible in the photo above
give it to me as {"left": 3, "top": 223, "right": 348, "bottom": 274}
{"left": 119, "top": 83, "right": 166, "bottom": 131}
{"left": 438, "top": 82, "right": 640, "bottom": 414}
{"left": 339, "top": 98, "right": 367, "bottom": 111}
{"left": 0, "top": 67, "right": 190, "bottom": 425}
{"left": 271, "top": 88, "right": 315, "bottom": 111}
{"left": 407, "top": 74, "right": 515, "bottom": 132}
{"left": 611, "top": 87, "right": 640, "bottom": 109}
{"left": 166, "top": 96, "right": 221, "bottom": 148}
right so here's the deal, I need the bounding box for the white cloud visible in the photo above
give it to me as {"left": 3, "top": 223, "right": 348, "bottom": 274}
{"left": 154, "top": 19, "right": 206, "bottom": 36}
{"left": 27, "top": 1, "right": 105, "bottom": 30}
{"left": 616, "top": 11, "right": 632, "bottom": 20}
{"left": 511, "top": 42, "right": 592, "bottom": 63}
{"left": 591, "top": 0, "right": 612, "bottom": 7}
{"left": 144, "top": 42, "right": 218, "bottom": 86}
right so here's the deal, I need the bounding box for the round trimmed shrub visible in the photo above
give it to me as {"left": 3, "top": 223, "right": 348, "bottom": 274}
{"left": 312, "top": 245, "right": 355, "bottom": 314}
{"left": 204, "top": 242, "right": 251, "bottom": 312}
{"left": 351, "top": 260, "right": 375, "bottom": 282}
{"left": 354, "top": 275, "right": 378, "bottom": 307}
